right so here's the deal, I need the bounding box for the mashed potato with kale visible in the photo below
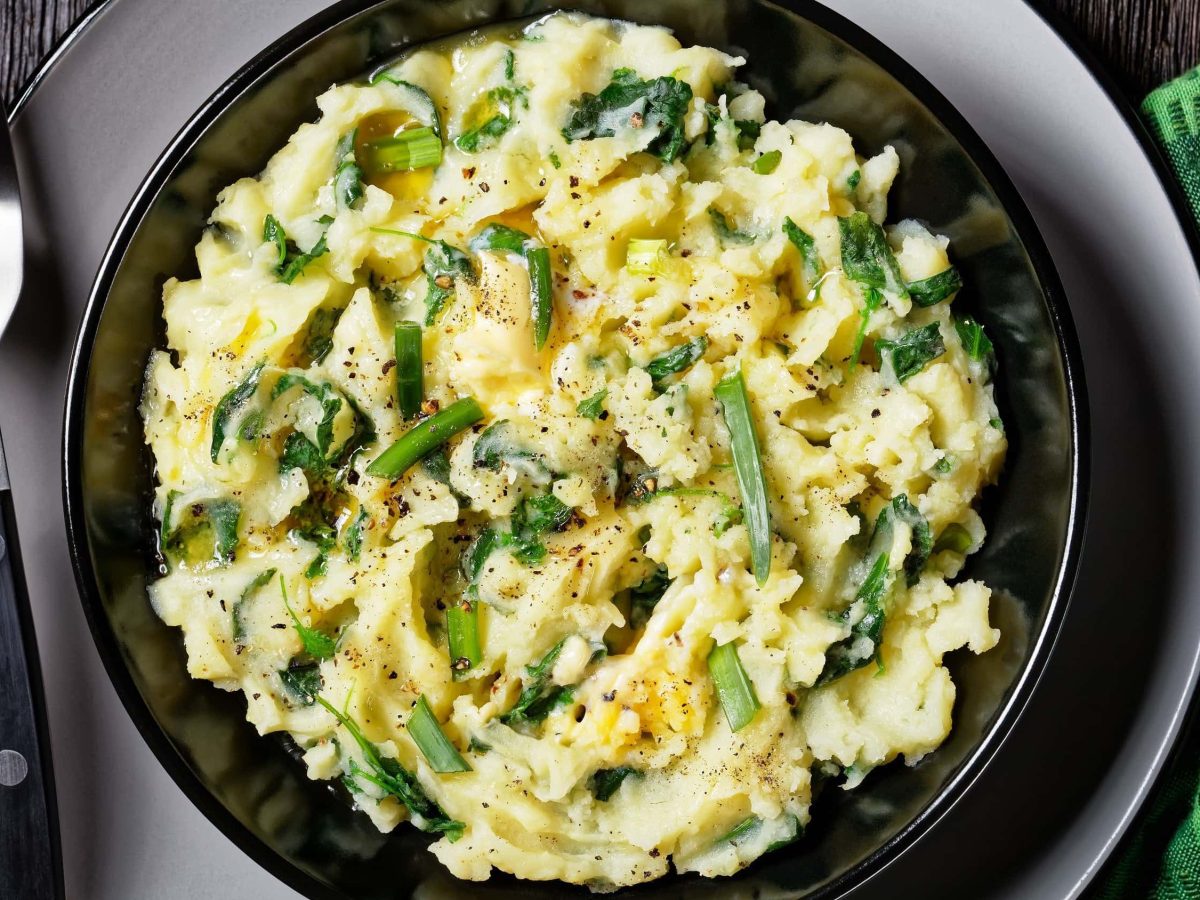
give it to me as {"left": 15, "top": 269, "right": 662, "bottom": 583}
{"left": 141, "top": 12, "right": 1005, "bottom": 889}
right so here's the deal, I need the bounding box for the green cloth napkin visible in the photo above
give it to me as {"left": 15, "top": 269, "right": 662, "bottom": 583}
{"left": 1096, "top": 68, "right": 1200, "bottom": 899}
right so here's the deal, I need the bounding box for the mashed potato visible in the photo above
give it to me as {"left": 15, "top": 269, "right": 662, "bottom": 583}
{"left": 141, "top": 12, "right": 1005, "bottom": 889}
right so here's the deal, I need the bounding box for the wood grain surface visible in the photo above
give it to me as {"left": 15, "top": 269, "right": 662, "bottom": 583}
{"left": 3, "top": 0, "right": 1200, "bottom": 108}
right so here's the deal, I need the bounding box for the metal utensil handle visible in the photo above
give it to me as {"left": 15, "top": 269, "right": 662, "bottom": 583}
{"left": 0, "top": 485, "right": 63, "bottom": 900}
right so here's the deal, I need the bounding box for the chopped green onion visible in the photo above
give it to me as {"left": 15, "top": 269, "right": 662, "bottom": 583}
{"left": 714, "top": 370, "right": 772, "bottom": 585}
{"left": 470, "top": 224, "right": 553, "bottom": 349}
{"left": 526, "top": 245, "right": 553, "bottom": 350}
{"left": 708, "top": 641, "right": 760, "bottom": 732}
{"left": 366, "top": 397, "right": 484, "bottom": 479}
{"left": 394, "top": 322, "right": 423, "bottom": 420}
{"left": 407, "top": 695, "right": 471, "bottom": 773}
{"left": 626, "top": 238, "right": 670, "bottom": 275}
{"left": 365, "top": 127, "right": 442, "bottom": 172}
{"left": 447, "top": 599, "right": 481, "bottom": 680}
{"left": 279, "top": 575, "right": 336, "bottom": 660}
{"left": 717, "top": 816, "right": 761, "bottom": 845}
{"left": 933, "top": 522, "right": 973, "bottom": 554}
{"left": 752, "top": 150, "right": 781, "bottom": 174}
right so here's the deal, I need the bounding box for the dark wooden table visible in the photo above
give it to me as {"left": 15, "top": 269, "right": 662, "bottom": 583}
{"left": 2, "top": 0, "right": 1200, "bottom": 108}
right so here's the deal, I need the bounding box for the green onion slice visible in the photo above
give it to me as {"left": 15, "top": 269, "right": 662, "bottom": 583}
{"left": 364, "top": 126, "right": 442, "bottom": 172}
{"left": 447, "top": 599, "right": 481, "bottom": 680}
{"left": 407, "top": 695, "right": 471, "bottom": 773}
{"left": 708, "top": 641, "right": 760, "bottom": 732}
{"left": 626, "top": 239, "right": 669, "bottom": 275}
{"left": 394, "top": 322, "right": 423, "bottom": 420}
{"left": 526, "top": 245, "right": 553, "bottom": 350}
{"left": 714, "top": 370, "right": 772, "bottom": 585}
{"left": 366, "top": 397, "right": 484, "bottom": 479}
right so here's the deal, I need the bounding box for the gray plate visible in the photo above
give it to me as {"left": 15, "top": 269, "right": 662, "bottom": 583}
{"left": 4, "top": 0, "right": 1197, "bottom": 897}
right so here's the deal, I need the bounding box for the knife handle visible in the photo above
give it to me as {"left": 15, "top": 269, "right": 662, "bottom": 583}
{"left": 0, "top": 486, "right": 63, "bottom": 900}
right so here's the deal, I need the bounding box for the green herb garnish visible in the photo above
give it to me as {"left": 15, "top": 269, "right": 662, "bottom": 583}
{"left": 279, "top": 575, "right": 336, "bottom": 660}
{"left": 211, "top": 360, "right": 266, "bottom": 463}
{"left": 577, "top": 389, "right": 607, "bottom": 420}
{"left": 876, "top": 322, "right": 946, "bottom": 382}
{"left": 644, "top": 337, "right": 707, "bottom": 390}
{"left": 561, "top": 69, "right": 693, "bottom": 163}
{"left": 908, "top": 266, "right": 962, "bottom": 307}
{"left": 838, "top": 211, "right": 908, "bottom": 297}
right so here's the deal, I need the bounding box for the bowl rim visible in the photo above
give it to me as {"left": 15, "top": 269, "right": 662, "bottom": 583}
{"left": 60, "top": 1, "right": 1089, "bottom": 897}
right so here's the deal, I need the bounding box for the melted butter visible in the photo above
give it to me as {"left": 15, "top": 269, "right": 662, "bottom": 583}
{"left": 356, "top": 110, "right": 436, "bottom": 200}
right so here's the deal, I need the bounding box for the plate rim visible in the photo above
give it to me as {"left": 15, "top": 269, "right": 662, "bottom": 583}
{"left": 50, "top": 0, "right": 1085, "bottom": 897}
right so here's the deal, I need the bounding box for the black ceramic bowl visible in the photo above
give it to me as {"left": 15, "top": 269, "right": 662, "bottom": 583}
{"left": 63, "top": 1, "right": 1087, "bottom": 897}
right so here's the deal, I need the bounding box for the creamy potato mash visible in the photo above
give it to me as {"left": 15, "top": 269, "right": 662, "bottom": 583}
{"left": 141, "top": 12, "right": 1005, "bottom": 889}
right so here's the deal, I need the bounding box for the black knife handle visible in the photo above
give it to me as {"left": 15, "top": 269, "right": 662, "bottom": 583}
{"left": 0, "top": 486, "right": 63, "bottom": 900}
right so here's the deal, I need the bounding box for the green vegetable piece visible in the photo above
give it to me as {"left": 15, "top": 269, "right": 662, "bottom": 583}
{"left": 561, "top": 69, "right": 693, "bottom": 163}
{"left": 645, "top": 487, "right": 743, "bottom": 537}
{"left": 734, "top": 119, "right": 761, "bottom": 150}
{"left": 272, "top": 373, "right": 343, "bottom": 456}
{"left": 470, "top": 222, "right": 531, "bottom": 254}
{"left": 304, "top": 553, "right": 328, "bottom": 581}
{"left": 279, "top": 432, "right": 324, "bottom": 475}
{"left": 626, "top": 238, "right": 670, "bottom": 276}
{"left": 708, "top": 641, "right": 760, "bottom": 732}
{"left": 590, "top": 767, "right": 638, "bottom": 801}
{"left": 500, "top": 638, "right": 576, "bottom": 726}
{"left": 577, "top": 389, "right": 607, "bottom": 420}
{"left": 838, "top": 211, "right": 908, "bottom": 297}
{"left": 279, "top": 662, "right": 322, "bottom": 706}
{"left": 847, "top": 169, "right": 861, "bottom": 190}
{"left": 232, "top": 567, "right": 277, "bottom": 643}
{"left": 447, "top": 598, "right": 482, "bottom": 679}
{"left": 509, "top": 493, "right": 573, "bottom": 566}
{"left": 934, "top": 522, "right": 973, "bottom": 555}
{"left": 708, "top": 207, "right": 756, "bottom": 245}
{"left": 645, "top": 336, "right": 707, "bottom": 390}
{"left": 367, "top": 397, "right": 484, "bottom": 479}
{"left": 211, "top": 360, "right": 266, "bottom": 463}
{"left": 300, "top": 306, "right": 343, "bottom": 366}
{"left": 783, "top": 216, "right": 822, "bottom": 286}
{"left": 470, "top": 224, "right": 553, "bottom": 348}
{"left": 548, "top": 149, "right": 562, "bottom": 169}
{"left": 262, "top": 215, "right": 329, "bottom": 284}
{"left": 471, "top": 419, "right": 545, "bottom": 473}
{"left": 849, "top": 287, "right": 883, "bottom": 371}
{"left": 503, "top": 48, "right": 515, "bottom": 81}
{"left": 371, "top": 228, "right": 476, "bottom": 325}
{"left": 456, "top": 85, "right": 527, "bottom": 153}
{"left": 715, "top": 370, "right": 772, "bottom": 585}
{"left": 279, "top": 575, "right": 336, "bottom": 660}
{"left": 364, "top": 126, "right": 442, "bottom": 171}
{"left": 334, "top": 128, "right": 364, "bottom": 210}
{"left": 629, "top": 566, "right": 670, "bottom": 630}
{"left": 462, "top": 526, "right": 507, "bottom": 590}
{"left": 955, "top": 315, "right": 995, "bottom": 363}
{"left": 816, "top": 494, "right": 927, "bottom": 685}
{"left": 752, "top": 149, "right": 782, "bottom": 174}
{"left": 369, "top": 75, "right": 444, "bottom": 137}
{"left": 343, "top": 508, "right": 369, "bottom": 562}
{"left": 394, "top": 322, "right": 423, "bottom": 419}
{"left": 718, "top": 816, "right": 761, "bottom": 845}
{"left": 876, "top": 322, "right": 946, "bottom": 382}
{"left": 908, "top": 266, "right": 963, "bottom": 307}
{"left": 408, "top": 695, "right": 471, "bottom": 773}
{"left": 163, "top": 498, "right": 241, "bottom": 567}
{"left": 891, "top": 494, "right": 932, "bottom": 586}
{"left": 421, "top": 447, "right": 452, "bottom": 484}
{"left": 263, "top": 214, "right": 287, "bottom": 267}
{"left": 316, "top": 695, "right": 464, "bottom": 840}
{"left": 526, "top": 245, "right": 553, "bottom": 350}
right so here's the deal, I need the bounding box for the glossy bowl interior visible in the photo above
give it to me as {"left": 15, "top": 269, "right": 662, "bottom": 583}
{"left": 63, "top": 0, "right": 1086, "bottom": 897}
